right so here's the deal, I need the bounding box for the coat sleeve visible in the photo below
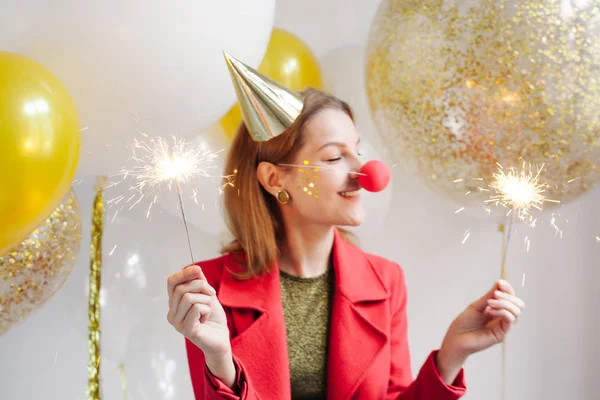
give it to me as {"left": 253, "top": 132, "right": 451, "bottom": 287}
{"left": 186, "top": 338, "right": 265, "bottom": 400}
{"left": 184, "top": 257, "right": 264, "bottom": 400}
{"left": 385, "top": 265, "right": 467, "bottom": 400}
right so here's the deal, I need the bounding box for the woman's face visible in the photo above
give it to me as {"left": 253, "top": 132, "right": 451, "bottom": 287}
{"left": 281, "top": 108, "right": 365, "bottom": 227}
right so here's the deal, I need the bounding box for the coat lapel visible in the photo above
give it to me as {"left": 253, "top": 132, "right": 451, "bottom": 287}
{"left": 327, "top": 229, "right": 390, "bottom": 400}
{"left": 216, "top": 229, "right": 390, "bottom": 400}
{"left": 218, "top": 254, "right": 292, "bottom": 399}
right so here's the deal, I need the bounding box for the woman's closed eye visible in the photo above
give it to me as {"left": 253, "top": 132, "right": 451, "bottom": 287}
{"left": 326, "top": 150, "right": 364, "bottom": 162}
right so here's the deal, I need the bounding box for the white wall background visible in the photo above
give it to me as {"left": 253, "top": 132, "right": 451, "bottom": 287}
{"left": 1, "top": 1, "right": 599, "bottom": 399}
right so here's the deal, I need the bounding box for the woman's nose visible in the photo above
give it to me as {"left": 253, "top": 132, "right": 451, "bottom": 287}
{"left": 348, "top": 157, "right": 363, "bottom": 179}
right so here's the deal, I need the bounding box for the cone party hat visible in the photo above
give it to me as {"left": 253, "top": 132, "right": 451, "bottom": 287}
{"left": 223, "top": 51, "right": 304, "bottom": 142}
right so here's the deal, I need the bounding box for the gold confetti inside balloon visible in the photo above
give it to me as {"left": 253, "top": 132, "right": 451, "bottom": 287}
{"left": 0, "top": 189, "right": 81, "bottom": 334}
{"left": 366, "top": 0, "right": 600, "bottom": 215}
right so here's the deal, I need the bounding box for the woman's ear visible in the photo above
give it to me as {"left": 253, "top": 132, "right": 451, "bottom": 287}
{"left": 256, "top": 161, "right": 286, "bottom": 195}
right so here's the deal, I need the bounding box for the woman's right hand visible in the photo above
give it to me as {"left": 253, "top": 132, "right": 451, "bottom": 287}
{"left": 167, "top": 265, "right": 231, "bottom": 360}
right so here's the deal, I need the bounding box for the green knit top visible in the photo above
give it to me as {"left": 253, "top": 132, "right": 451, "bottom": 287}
{"left": 279, "top": 267, "right": 333, "bottom": 400}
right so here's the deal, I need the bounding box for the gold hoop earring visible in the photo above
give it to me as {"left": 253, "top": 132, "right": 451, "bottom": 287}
{"left": 276, "top": 189, "right": 290, "bottom": 205}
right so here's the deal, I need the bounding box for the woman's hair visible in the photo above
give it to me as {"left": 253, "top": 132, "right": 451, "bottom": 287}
{"left": 220, "top": 87, "right": 357, "bottom": 279}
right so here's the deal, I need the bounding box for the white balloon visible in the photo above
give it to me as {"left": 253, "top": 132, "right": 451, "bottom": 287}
{"left": 0, "top": 0, "right": 275, "bottom": 175}
{"left": 124, "top": 296, "right": 195, "bottom": 400}
{"left": 320, "top": 45, "right": 393, "bottom": 238}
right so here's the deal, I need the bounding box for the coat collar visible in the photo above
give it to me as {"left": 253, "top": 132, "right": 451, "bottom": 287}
{"left": 218, "top": 228, "right": 389, "bottom": 310}
{"left": 217, "top": 227, "right": 391, "bottom": 400}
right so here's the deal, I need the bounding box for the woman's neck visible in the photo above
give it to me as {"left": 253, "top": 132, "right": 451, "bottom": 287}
{"left": 278, "top": 223, "right": 335, "bottom": 278}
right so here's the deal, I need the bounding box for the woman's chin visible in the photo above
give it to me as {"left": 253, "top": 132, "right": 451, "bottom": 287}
{"left": 339, "top": 210, "right": 366, "bottom": 227}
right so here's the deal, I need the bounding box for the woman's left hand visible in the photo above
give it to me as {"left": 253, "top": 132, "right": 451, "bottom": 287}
{"left": 437, "top": 280, "right": 525, "bottom": 377}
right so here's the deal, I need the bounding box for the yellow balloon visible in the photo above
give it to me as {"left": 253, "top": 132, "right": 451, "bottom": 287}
{"left": 220, "top": 28, "right": 322, "bottom": 140}
{"left": 0, "top": 52, "right": 80, "bottom": 256}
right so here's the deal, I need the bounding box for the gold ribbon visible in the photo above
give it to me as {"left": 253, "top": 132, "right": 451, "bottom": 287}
{"left": 87, "top": 177, "right": 106, "bottom": 400}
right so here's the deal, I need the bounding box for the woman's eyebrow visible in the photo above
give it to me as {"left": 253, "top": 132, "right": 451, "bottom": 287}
{"left": 317, "top": 138, "right": 361, "bottom": 151}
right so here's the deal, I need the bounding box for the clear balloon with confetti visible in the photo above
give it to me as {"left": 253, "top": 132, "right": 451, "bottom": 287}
{"left": 0, "top": 189, "right": 81, "bottom": 334}
{"left": 366, "top": 0, "right": 600, "bottom": 218}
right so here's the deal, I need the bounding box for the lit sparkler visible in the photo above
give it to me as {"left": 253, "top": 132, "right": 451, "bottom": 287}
{"left": 486, "top": 162, "right": 557, "bottom": 222}
{"left": 114, "top": 136, "right": 220, "bottom": 262}
{"left": 485, "top": 162, "right": 558, "bottom": 275}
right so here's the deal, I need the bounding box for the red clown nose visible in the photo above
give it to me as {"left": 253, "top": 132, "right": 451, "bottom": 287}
{"left": 358, "top": 160, "right": 390, "bottom": 192}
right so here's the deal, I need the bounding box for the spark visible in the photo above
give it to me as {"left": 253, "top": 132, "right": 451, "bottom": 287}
{"left": 462, "top": 229, "right": 471, "bottom": 244}
{"left": 485, "top": 162, "right": 557, "bottom": 221}
{"left": 219, "top": 170, "right": 237, "bottom": 195}
{"left": 524, "top": 236, "right": 531, "bottom": 252}
{"left": 135, "top": 127, "right": 148, "bottom": 137}
{"left": 596, "top": 236, "right": 599, "bottom": 243}
{"left": 550, "top": 213, "right": 562, "bottom": 237}
{"left": 114, "top": 136, "right": 219, "bottom": 216}
{"left": 109, "top": 245, "right": 117, "bottom": 256}
{"left": 125, "top": 136, "right": 217, "bottom": 190}
{"left": 455, "top": 207, "right": 465, "bottom": 214}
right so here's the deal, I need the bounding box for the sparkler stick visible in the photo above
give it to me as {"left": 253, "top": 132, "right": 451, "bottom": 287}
{"left": 500, "top": 211, "right": 516, "bottom": 280}
{"left": 176, "top": 179, "right": 194, "bottom": 263}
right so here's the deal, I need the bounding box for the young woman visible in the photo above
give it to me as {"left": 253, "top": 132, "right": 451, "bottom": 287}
{"left": 166, "top": 53, "right": 525, "bottom": 400}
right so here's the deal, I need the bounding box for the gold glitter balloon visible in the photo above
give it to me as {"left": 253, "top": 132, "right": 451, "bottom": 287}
{"left": 366, "top": 0, "right": 600, "bottom": 215}
{"left": 0, "top": 189, "right": 81, "bottom": 334}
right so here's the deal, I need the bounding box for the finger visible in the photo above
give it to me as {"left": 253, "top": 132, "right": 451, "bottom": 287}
{"left": 183, "top": 303, "right": 211, "bottom": 332}
{"left": 486, "top": 308, "right": 516, "bottom": 324}
{"left": 167, "top": 265, "right": 202, "bottom": 299}
{"left": 198, "top": 266, "right": 207, "bottom": 281}
{"left": 494, "top": 290, "right": 525, "bottom": 310}
{"left": 170, "top": 278, "right": 215, "bottom": 313}
{"left": 497, "top": 279, "right": 515, "bottom": 296}
{"left": 170, "top": 279, "right": 216, "bottom": 318}
{"left": 472, "top": 284, "right": 500, "bottom": 311}
{"left": 487, "top": 298, "right": 522, "bottom": 320}
{"left": 175, "top": 292, "right": 213, "bottom": 323}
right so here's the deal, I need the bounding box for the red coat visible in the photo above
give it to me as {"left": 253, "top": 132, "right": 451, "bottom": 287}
{"left": 186, "top": 229, "right": 466, "bottom": 399}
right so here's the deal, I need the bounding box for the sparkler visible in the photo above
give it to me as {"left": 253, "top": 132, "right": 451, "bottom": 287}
{"left": 486, "top": 162, "right": 558, "bottom": 274}
{"left": 486, "top": 161, "right": 554, "bottom": 400}
{"left": 486, "top": 162, "right": 554, "bottom": 222}
{"left": 115, "top": 136, "right": 220, "bottom": 263}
